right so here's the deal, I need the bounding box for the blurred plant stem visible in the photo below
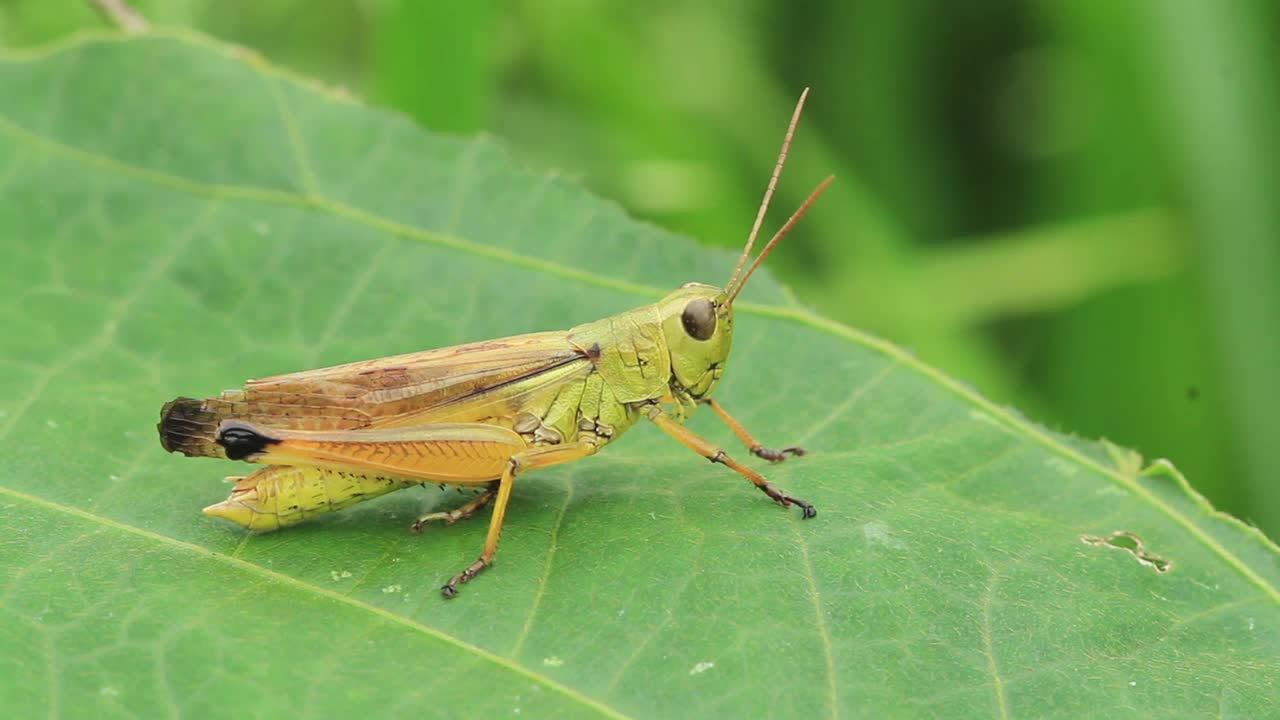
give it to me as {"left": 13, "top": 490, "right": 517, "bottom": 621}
{"left": 1139, "top": 0, "right": 1280, "bottom": 530}
{"left": 88, "top": 0, "right": 148, "bottom": 33}
{"left": 921, "top": 209, "right": 1183, "bottom": 325}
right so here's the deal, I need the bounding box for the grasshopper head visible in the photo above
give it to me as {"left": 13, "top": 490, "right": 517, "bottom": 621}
{"left": 656, "top": 169, "right": 833, "bottom": 403}
{"left": 659, "top": 282, "right": 735, "bottom": 399}
{"left": 659, "top": 88, "right": 833, "bottom": 403}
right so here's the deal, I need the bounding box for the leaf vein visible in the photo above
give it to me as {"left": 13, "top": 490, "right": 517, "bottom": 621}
{"left": 265, "top": 73, "right": 320, "bottom": 196}
{"left": 795, "top": 530, "right": 840, "bottom": 720}
{"left": 0, "top": 198, "right": 220, "bottom": 442}
{"left": 0, "top": 484, "right": 635, "bottom": 720}
{"left": 980, "top": 567, "right": 1010, "bottom": 720}
{"left": 793, "top": 360, "right": 901, "bottom": 446}
{"left": 0, "top": 110, "right": 674, "bottom": 301}
{"left": 509, "top": 477, "right": 574, "bottom": 659}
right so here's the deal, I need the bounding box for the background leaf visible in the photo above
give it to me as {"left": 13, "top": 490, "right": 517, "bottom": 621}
{"left": 0, "top": 33, "right": 1276, "bottom": 719}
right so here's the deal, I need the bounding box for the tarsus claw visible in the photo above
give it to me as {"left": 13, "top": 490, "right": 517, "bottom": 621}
{"left": 752, "top": 445, "right": 806, "bottom": 462}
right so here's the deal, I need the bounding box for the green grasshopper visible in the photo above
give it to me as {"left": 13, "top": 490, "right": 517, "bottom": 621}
{"left": 158, "top": 90, "right": 832, "bottom": 597}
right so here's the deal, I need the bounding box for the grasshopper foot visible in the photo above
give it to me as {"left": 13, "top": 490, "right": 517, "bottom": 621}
{"left": 410, "top": 510, "right": 465, "bottom": 533}
{"left": 441, "top": 557, "right": 491, "bottom": 598}
{"left": 751, "top": 445, "right": 806, "bottom": 462}
{"left": 758, "top": 482, "right": 817, "bottom": 518}
{"left": 411, "top": 483, "right": 497, "bottom": 533}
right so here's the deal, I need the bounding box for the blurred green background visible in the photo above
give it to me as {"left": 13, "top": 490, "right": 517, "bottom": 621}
{"left": 2, "top": 1, "right": 1276, "bottom": 539}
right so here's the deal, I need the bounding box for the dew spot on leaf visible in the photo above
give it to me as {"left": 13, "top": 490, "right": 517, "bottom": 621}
{"left": 862, "top": 520, "right": 907, "bottom": 550}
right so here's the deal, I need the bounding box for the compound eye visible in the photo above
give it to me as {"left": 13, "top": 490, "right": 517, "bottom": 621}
{"left": 681, "top": 297, "right": 717, "bottom": 341}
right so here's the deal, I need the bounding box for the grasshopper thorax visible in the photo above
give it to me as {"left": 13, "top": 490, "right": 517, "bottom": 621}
{"left": 657, "top": 282, "right": 735, "bottom": 400}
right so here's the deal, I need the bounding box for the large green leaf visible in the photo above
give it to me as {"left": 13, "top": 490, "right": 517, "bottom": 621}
{"left": 1, "top": 31, "right": 1276, "bottom": 719}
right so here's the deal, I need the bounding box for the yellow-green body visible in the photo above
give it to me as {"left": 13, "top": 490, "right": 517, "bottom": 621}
{"left": 160, "top": 284, "right": 735, "bottom": 528}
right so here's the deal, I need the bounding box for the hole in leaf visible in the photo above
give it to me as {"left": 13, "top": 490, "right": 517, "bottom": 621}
{"left": 1080, "top": 531, "right": 1172, "bottom": 573}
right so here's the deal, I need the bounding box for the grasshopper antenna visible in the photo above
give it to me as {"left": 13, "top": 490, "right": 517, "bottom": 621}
{"left": 727, "top": 174, "right": 834, "bottom": 304}
{"left": 726, "top": 87, "right": 810, "bottom": 294}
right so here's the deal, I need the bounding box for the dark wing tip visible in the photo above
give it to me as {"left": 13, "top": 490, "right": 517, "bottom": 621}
{"left": 158, "top": 397, "right": 223, "bottom": 457}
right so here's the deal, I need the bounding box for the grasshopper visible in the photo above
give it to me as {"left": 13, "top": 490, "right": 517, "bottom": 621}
{"left": 158, "top": 90, "right": 832, "bottom": 597}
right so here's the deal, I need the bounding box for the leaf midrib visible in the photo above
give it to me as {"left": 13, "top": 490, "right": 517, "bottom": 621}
{"left": 1, "top": 30, "right": 1275, "bottom": 607}
{"left": 0, "top": 484, "right": 634, "bottom": 720}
